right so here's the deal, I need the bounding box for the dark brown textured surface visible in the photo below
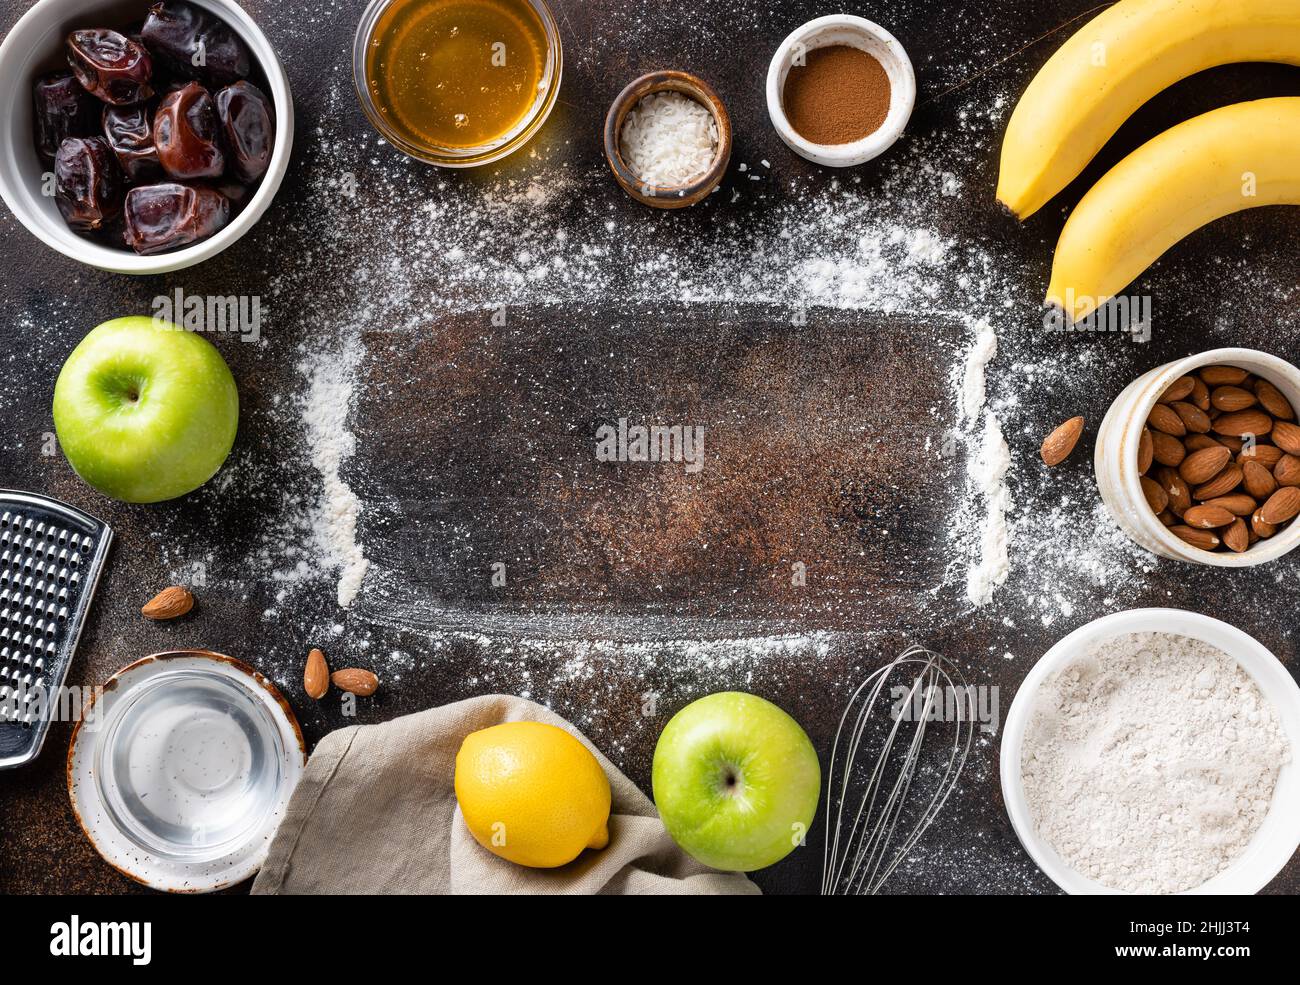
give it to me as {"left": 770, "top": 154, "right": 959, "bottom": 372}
{"left": 2, "top": 0, "right": 1300, "bottom": 896}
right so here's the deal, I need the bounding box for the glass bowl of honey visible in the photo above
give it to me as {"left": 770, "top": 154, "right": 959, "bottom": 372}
{"left": 353, "top": 0, "right": 562, "bottom": 167}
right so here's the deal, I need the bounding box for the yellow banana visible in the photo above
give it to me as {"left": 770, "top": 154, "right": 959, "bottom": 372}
{"left": 998, "top": 0, "right": 1300, "bottom": 219}
{"left": 1046, "top": 98, "right": 1300, "bottom": 322}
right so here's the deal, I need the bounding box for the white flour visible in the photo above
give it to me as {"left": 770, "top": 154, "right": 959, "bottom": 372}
{"left": 951, "top": 320, "right": 1011, "bottom": 606}
{"left": 959, "top": 320, "right": 997, "bottom": 422}
{"left": 966, "top": 410, "right": 1011, "bottom": 606}
{"left": 1021, "top": 632, "right": 1290, "bottom": 893}
{"left": 295, "top": 340, "right": 369, "bottom": 608}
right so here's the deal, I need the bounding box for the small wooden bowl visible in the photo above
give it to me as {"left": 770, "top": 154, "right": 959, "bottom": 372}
{"left": 603, "top": 70, "right": 732, "bottom": 209}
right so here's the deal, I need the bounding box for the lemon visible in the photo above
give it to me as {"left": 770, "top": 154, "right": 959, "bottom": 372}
{"left": 454, "top": 721, "right": 612, "bottom": 868}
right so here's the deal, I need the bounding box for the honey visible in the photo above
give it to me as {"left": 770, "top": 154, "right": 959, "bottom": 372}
{"left": 365, "top": 0, "right": 548, "bottom": 151}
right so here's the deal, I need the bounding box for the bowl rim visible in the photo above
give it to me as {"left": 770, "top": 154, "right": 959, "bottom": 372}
{"left": 1000, "top": 608, "right": 1300, "bottom": 894}
{"left": 1106, "top": 347, "right": 1300, "bottom": 567}
{"left": 0, "top": 0, "right": 294, "bottom": 275}
{"left": 351, "top": 0, "right": 563, "bottom": 168}
{"left": 602, "top": 69, "right": 733, "bottom": 209}
{"left": 764, "top": 13, "right": 916, "bottom": 168}
{"left": 67, "top": 648, "right": 306, "bottom": 893}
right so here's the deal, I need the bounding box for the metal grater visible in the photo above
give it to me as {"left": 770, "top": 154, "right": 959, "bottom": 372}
{"left": 0, "top": 490, "right": 111, "bottom": 770}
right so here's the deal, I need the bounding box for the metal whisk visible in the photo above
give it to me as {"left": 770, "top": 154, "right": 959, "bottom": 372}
{"left": 821, "top": 644, "right": 974, "bottom": 895}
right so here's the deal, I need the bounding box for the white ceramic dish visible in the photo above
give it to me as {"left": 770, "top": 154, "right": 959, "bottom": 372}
{"left": 0, "top": 0, "right": 293, "bottom": 274}
{"left": 1095, "top": 347, "right": 1300, "bottom": 567}
{"left": 1001, "top": 608, "right": 1300, "bottom": 895}
{"left": 68, "top": 650, "right": 305, "bottom": 892}
{"left": 765, "top": 14, "right": 915, "bottom": 168}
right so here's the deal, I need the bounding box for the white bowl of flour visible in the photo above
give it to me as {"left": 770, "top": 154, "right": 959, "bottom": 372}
{"left": 1001, "top": 609, "right": 1300, "bottom": 894}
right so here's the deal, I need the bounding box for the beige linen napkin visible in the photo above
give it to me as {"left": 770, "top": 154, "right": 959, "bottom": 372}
{"left": 251, "top": 694, "right": 759, "bottom": 895}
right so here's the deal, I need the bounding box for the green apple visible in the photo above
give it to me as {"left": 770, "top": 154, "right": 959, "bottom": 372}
{"left": 652, "top": 691, "right": 820, "bottom": 872}
{"left": 53, "top": 317, "right": 239, "bottom": 503}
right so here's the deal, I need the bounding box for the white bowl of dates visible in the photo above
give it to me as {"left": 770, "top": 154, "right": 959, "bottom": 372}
{"left": 0, "top": 0, "right": 292, "bottom": 274}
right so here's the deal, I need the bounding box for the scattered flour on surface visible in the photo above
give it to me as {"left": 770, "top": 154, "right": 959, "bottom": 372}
{"left": 295, "top": 340, "right": 370, "bottom": 608}
{"left": 948, "top": 320, "right": 1011, "bottom": 607}
{"left": 966, "top": 410, "right": 1011, "bottom": 606}
{"left": 959, "top": 319, "right": 997, "bottom": 422}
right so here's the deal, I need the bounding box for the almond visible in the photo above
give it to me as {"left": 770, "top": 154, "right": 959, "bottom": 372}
{"left": 304, "top": 648, "right": 330, "bottom": 700}
{"left": 1190, "top": 377, "right": 1211, "bottom": 411}
{"left": 331, "top": 668, "right": 379, "bottom": 696}
{"left": 1213, "top": 409, "right": 1274, "bottom": 438}
{"left": 1183, "top": 505, "right": 1236, "bottom": 529}
{"left": 1171, "top": 400, "right": 1211, "bottom": 434}
{"left": 1201, "top": 493, "right": 1257, "bottom": 516}
{"left": 1140, "top": 476, "right": 1168, "bottom": 515}
{"left": 1158, "top": 467, "right": 1193, "bottom": 516}
{"left": 1041, "top": 416, "right": 1085, "bottom": 467}
{"left": 1216, "top": 434, "right": 1245, "bottom": 454}
{"left": 1179, "top": 445, "right": 1231, "bottom": 486}
{"left": 1255, "top": 380, "right": 1296, "bottom": 421}
{"left": 1158, "top": 375, "right": 1196, "bottom": 403}
{"left": 141, "top": 585, "right": 194, "bottom": 620}
{"left": 1210, "top": 386, "right": 1256, "bottom": 412}
{"left": 1239, "top": 443, "right": 1284, "bottom": 468}
{"left": 1183, "top": 434, "right": 1220, "bottom": 453}
{"left": 1252, "top": 508, "right": 1279, "bottom": 538}
{"left": 1243, "top": 460, "right": 1278, "bottom": 500}
{"left": 1200, "top": 365, "right": 1249, "bottom": 387}
{"left": 1223, "top": 518, "right": 1250, "bottom": 553}
{"left": 1192, "top": 465, "right": 1242, "bottom": 501}
{"left": 1169, "top": 525, "right": 1220, "bottom": 551}
{"left": 1275, "top": 454, "right": 1300, "bottom": 488}
{"left": 1273, "top": 420, "right": 1300, "bottom": 456}
{"left": 1151, "top": 431, "right": 1187, "bottom": 468}
{"left": 1260, "top": 486, "right": 1300, "bottom": 525}
{"left": 1138, "top": 427, "right": 1154, "bottom": 474}
{"left": 1156, "top": 510, "right": 1177, "bottom": 527}
{"left": 1147, "top": 403, "right": 1186, "bottom": 437}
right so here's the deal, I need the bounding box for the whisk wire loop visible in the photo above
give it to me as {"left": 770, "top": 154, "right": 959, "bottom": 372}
{"left": 822, "top": 644, "right": 975, "bottom": 895}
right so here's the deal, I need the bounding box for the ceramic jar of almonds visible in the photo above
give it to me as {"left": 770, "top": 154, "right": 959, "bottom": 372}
{"left": 1095, "top": 348, "right": 1300, "bottom": 566}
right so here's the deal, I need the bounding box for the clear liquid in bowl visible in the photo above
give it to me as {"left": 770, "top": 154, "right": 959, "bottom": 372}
{"left": 96, "top": 670, "right": 287, "bottom": 861}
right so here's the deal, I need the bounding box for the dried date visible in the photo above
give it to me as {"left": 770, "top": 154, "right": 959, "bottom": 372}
{"left": 141, "top": 2, "right": 250, "bottom": 86}
{"left": 33, "top": 73, "right": 99, "bottom": 160}
{"left": 54, "top": 137, "right": 124, "bottom": 231}
{"left": 215, "top": 81, "right": 273, "bottom": 183}
{"left": 123, "top": 182, "right": 229, "bottom": 254}
{"left": 154, "top": 81, "right": 224, "bottom": 179}
{"left": 103, "top": 103, "right": 162, "bottom": 182}
{"left": 65, "top": 29, "right": 154, "bottom": 105}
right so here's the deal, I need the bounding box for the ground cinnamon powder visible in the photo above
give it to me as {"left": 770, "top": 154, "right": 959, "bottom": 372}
{"left": 783, "top": 44, "right": 891, "bottom": 145}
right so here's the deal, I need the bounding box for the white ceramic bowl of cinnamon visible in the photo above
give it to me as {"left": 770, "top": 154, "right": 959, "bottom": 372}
{"left": 765, "top": 14, "right": 915, "bottom": 168}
